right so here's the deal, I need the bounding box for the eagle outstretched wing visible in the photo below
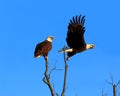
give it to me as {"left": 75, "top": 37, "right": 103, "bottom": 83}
{"left": 66, "top": 15, "right": 86, "bottom": 49}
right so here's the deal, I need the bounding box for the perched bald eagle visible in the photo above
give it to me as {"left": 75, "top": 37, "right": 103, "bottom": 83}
{"left": 34, "top": 36, "right": 53, "bottom": 60}
{"left": 59, "top": 15, "right": 95, "bottom": 60}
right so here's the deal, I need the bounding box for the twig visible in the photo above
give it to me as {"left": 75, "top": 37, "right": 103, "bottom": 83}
{"left": 116, "top": 80, "right": 120, "bottom": 87}
{"left": 61, "top": 46, "right": 68, "bottom": 96}
{"left": 49, "top": 63, "right": 63, "bottom": 77}
{"left": 42, "top": 58, "right": 55, "bottom": 96}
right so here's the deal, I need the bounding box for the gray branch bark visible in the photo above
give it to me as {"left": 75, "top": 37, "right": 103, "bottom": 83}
{"left": 42, "top": 58, "right": 55, "bottom": 96}
{"left": 61, "top": 46, "right": 68, "bottom": 96}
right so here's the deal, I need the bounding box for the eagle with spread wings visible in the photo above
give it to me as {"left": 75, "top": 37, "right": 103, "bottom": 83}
{"left": 59, "top": 15, "right": 95, "bottom": 60}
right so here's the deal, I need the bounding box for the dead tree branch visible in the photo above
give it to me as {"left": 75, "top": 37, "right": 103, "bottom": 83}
{"left": 106, "top": 75, "right": 120, "bottom": 96}
{"left": 61, "top": 46, "right": 68, "bottom": 96}
{"left": 42, "top": 58, "right": 55, "bottom": 96}
{"left": 49, "top": 63, "right": 63, "bottom": 78}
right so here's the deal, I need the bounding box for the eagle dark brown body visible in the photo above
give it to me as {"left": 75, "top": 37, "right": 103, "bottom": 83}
{"left": 34, "top": 36, "right": 53, "bottom": 60}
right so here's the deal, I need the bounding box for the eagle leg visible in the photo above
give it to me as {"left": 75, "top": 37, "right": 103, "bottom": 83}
{"left": 66, "top": 56, "right": 70, "bottom": 60}
{"left": 44, "top": 56, "right": 48, "bottom": 61}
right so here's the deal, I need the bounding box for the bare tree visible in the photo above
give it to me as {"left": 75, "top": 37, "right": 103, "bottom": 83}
{"left": 106, "top": 74, "right": 120, "bottom": 96}
{"left": 42, "top": 46, "right": 68, "bottom": 96}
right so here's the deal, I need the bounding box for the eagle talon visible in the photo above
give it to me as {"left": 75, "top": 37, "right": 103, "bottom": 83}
{"left": 66, "top": 57, "right": 70, "bottom": 61}
{"left": 44, "top": 56, "right": 48, "bottom": 61}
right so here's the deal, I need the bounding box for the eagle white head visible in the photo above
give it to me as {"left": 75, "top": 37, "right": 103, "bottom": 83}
{"left": 46, "top": 36, "right": 54, "bottom": 42}
{"left": 86, "top": 44, "right": 95, "bottom": 50}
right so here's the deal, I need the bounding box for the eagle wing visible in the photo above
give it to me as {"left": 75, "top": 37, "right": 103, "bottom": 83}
{"left": 66, "top": 15, "right": 86, "bottom": 49}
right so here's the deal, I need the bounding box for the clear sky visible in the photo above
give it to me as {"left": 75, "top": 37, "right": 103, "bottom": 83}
{"left": 0, "top": 0, "right": 120, "bottom": 96}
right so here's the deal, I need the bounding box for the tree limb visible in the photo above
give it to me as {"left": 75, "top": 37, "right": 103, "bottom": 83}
{"left": 42, "top": 58, "right": 55, "bottom": 96}
{"left": 61, "top": 46, "right": 68, "bottom": 96}
{"left": 49, "top": 63, "right": 63, "bottom": 78}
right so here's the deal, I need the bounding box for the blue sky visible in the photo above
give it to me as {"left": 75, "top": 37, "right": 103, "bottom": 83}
{"left": 0, "top": 0, "right": 120, "bottom": 96}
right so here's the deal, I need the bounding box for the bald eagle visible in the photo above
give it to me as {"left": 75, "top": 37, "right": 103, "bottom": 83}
{"left": 34, "top": 36, "right": 53, "bottom": 60}
{"left": 59, "top": 15, "right": 95, "bottom": 60}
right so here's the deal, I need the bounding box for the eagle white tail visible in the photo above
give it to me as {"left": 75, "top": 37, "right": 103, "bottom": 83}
{"left": 58, "top": 48, "right": 73, "bottom": 52}
{"left": 34, "top": 55, "right": 41, "bottom": 58}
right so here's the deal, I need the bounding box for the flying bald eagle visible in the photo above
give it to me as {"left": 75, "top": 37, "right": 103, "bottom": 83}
{"left": 34, "top": 36, "right": 53, "bottom": 60}
{"left": 59, "top": 15, "right": 95, "bottom": 60}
